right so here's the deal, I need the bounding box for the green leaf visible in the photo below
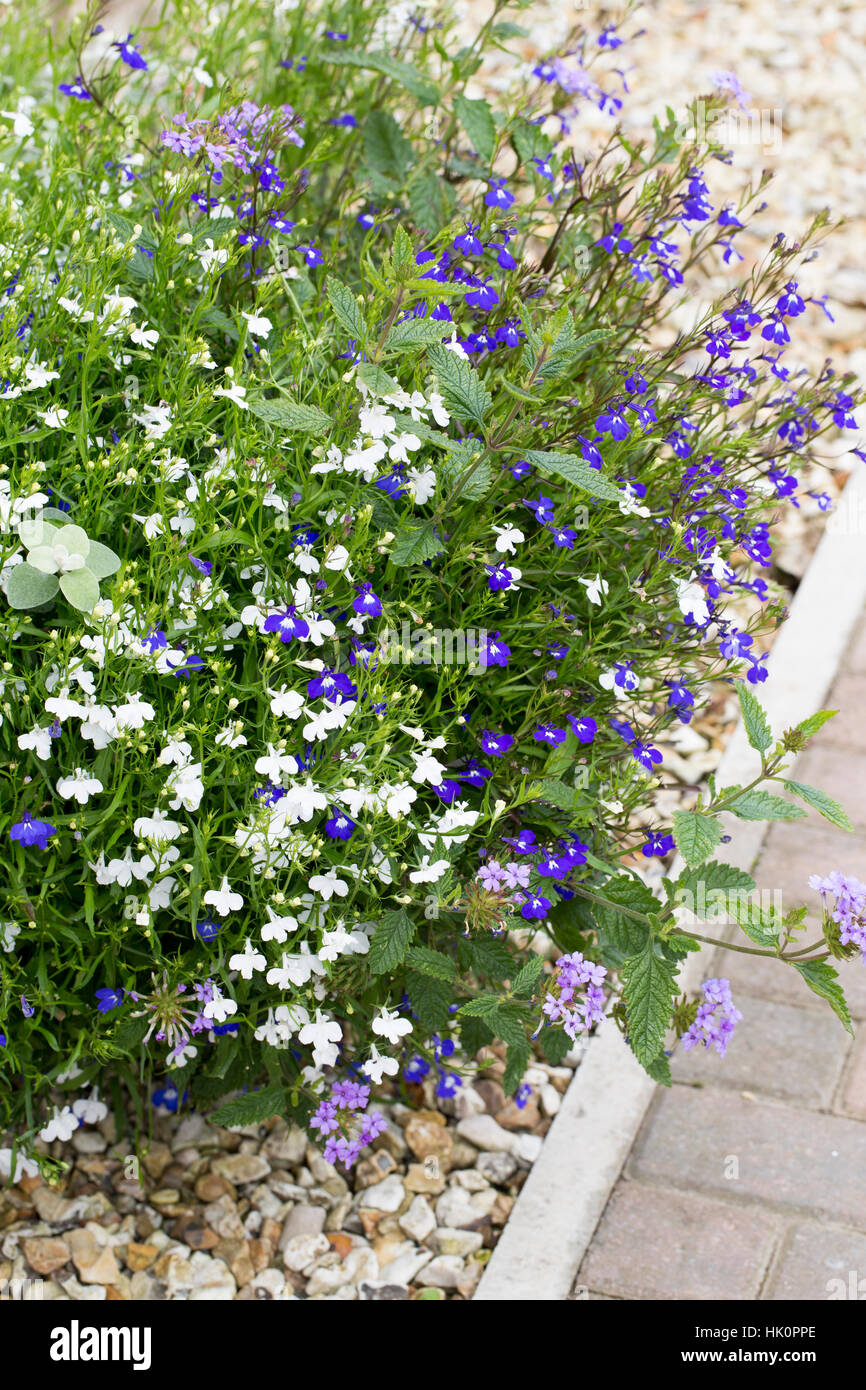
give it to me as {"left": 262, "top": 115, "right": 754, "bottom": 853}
{"left": 356, "top": 361, "right": 400, "bottom": 396}
{"left": 211, "top": 1085, "right": 287, "bottom": 1127}
{"left": 440, "top": 446, "right": 492, "bottom": 500}
{"left": 427, "top": 343, "right": 492, "bottom": 425}
{"left": 362, "top": 109, "right": 413, "bottom": 180}
{"left": 644, "top": 1051, "right": 673, "bottom": 1086}
{"left": 5, "top": 562, "right": 59, "bottom": 609}
{"left": 404, "top": 945, "right": 457, "bottom": 981}
{"left": 326, "top": 278, "right": 366, "bottom": 341}
{"left": 794, "top": 960, "right": 853, "bottom": 1034}
{"left": 247, "top": 396, "right": 333, "bottom": 433}
{"left": 453, "top": 94, "right": 497, "bottom": 163}
{"left": 503, "top": 1035, "right": 531, "bottom": 1095}
{"left": 406, "top": 971, "right": 452, "bottom": 1032}
{"left": 460, "top": 936, "right": 513, "bottom": 979}
{"left": 782, "top": 780, "right": 854, "bottom": 832}
{"left": 384, "top": 317, "right": 448, "bottom": 351}
{"left": 674, "top": 861, "right": 757, "bottom": 899}
{"left": 328, "top": 49, "right": 439, "bottom": 106}
{"left": 737, "top": 682, "right": 772, "bottom": 752}
{"left": 671, "top": 810, "right": 722, "bottom": 867}
{"left": 729, "top": 900, "right": 783, "bottom": 950}
{"left": 511, "top": 115, "right": 552, "bottom": 164}
{"left": 521, "top": 449, "right": 621, "bottom": 502}
{"left": 592, "top": 875, "right": 656, "bottom": 968}
{"left": 794, "top": 709, "right": 837, "bottom": 741}
{"left": 526, "top": 777, "right": 579, "bottom": 813}
{"left": 390, "top": 523, "right": 444, "bottom": 566}
{"left": 59, "top": 567, "right": 100, "bottom": 612}
{"left": 407, "top": 171, "right": 456, "bottom": 234}
{"left": 369, "top": 908, "right": 415, "bottom": 974}
{"left": 621, "top": 940, "right": 679, "bottom": 1066}
{"left": 85, "top": 540, "right": 121, "bottom": 580}
{"left": 511, "top": 954, "right": 546, "bottom": 996}
{"left": 726, "top": 788, "right": 806, "bottom": 822}
{"left": 458, "top": 994, "right": 502, "bottom": 1018}
{"left": 539, "top": 1026, "right": 573, "bottom": 1065}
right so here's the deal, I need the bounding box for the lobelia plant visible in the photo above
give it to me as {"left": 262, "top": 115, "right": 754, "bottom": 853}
{"left": 0, "top": 0, "right": 864, "bottom": 1175}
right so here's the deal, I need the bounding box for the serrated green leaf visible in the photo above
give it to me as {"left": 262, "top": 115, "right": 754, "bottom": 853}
{"left": 407, "top": 171, "right": 456, "bottom": 234}
{"left": 247, "top": 396, "right": 333, "bottom": 433}
{"left": 460, "top": 936, "right": 513, "bottom": 979}
{"left": 502, "top": 1035, "right": 531, "bottom": 1095}
{"left": 794, "top": 959, "right": 853, "bottom": 1034}
{"left": 539, "top": 1025, "right": 573, "bottom": 1065}
{"left": 329, "top": 49, "right": 439, "bottom": 105}
{"left": 369, "top": 908, "right": 415, "bottom": 974}
{"left": 621, "top": 940, "right": 679, "bottom": 1066}
{"left": 783, "top": 780, "right": 854, "bottom": 832}
{"left": 671, "top": 810, "right": 722, "bottom": 867}
{"left": 427, "top": 343, "right": 492, "bottom": 425}
{"left": 511, "top": 953, "right": 546, "bottom": 996}
{"left": 211, "top": 1085, "right": 287, "bottom": 1127}
{"left": 440, "top": 446, "right": 492, "bottom": 500}
{"left": 526, "top": 777, "right": 578, "bottom": 813}
{"left": 726, "top": 789, "right": 807, "bottom": 822}
{"left": 326, "top": 278, "right": 366, "bottom": 341}
{"left": 458, "top": 994, "right": 502, "bottom": 1018}
{"left": 794, "top": 709, "right": 837, "bottom": 741}
{"left": 356, "top": 361, "right": 400, "bottom": 396}
{"left": 644, "top": 1051, "right": 673, "bottom": 1086}
{"left": 521, "top": 449, "right": 621, "bottom": 502}
{"left": 674, "top": 860, "right": 757, "bottom": 899}
{"left": 736, "top": 682, "right": 772, "bottom": 752}
{"left": 404, "top": 945, "right": 457, "bottom": 981}
{"left": 384, "top": 317, "right": 448, "bottom": 351}
{"left": 362, "top": 109, "right": 413, "bottom": 180}
{"left": 406, "top": 970, "right": 452, "bottom": 1032}
{"left": 453, "top": 94, "right": 496, "bottom": 163}
{"left": 390, "top": 523, "right": 444, "bottom": 566}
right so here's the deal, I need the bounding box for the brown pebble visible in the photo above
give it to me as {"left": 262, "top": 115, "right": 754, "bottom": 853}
{"left": 124, "top": 1242, "right": 159, "bottom": 1272}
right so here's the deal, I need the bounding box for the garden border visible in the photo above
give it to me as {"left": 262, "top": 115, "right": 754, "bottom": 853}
{"left": 474, "top": 459, "right": 866, "bottom": 1302}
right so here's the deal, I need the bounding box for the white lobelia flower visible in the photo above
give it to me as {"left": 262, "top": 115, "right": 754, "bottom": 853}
{"left": 255, "top": 743, "right": 300, "bottom": 781}
{"left": 39, "top": 1105, "right": 79, "bottom": 1143}
{"left": 319, "top": 926, "right": 370, "bottom": 962}
{"left": 362, "top": 1044, "right": 400, "bottom": 1085}
{"left": 372, "top": 1006, "right": 413, "bottom": 1046}
{"left": 409, "top": 856, "right": 451, "bottom": 883}
{"left": 17, "top": 726, "right": 53, "bottom": 760}
{"left": 228, "top": 938, "right": 267, "bottom": 980}
{"left": 133, "top": 809, "right": 182, "bottom": 843}
{"left": 71, "top": 1088, "right": 108, "bottom": 1125}
{"left": 309, "top": 869, "right": 349, "bottom": 901}
{"left": 674, "top": 575, "right": 711, "bottom": 627}
{"left": 203, "top": 876, "right": 244, "bottom": 915}
{"left": 268, "top": 686, "right": 306, "bottom": 719}
{"left": 266, "top": 944, "right": 325, "bottom": 989}
{"left": 260, "top": 907, "right": 300, "bottom": 943}
{"left": 241, "top": 311, "right": 273, "bottom": 337}
{"left": 0, "top": 1148, "right": 39, "bottom": 1182}
{"left": 199, "top": 238, "right": 229, "bottom": 273}
{"left": 129, "top": 322, "right": 160, "bottom": 350}
{"left": 0, "top": 920, "right": 21, "bottom": 952}
{"left": 298, "top": 1010, "right": 342, "bottom": 1068}
{"left": 214, "top": 379, "right": 248, "bottom": 409}
{"left": 578, "top": 573, "right": 609, "bottom": 606}
{"left": 492, "top": 523, "right": 524, "bottom": 554}
{"left": 203, "top": 987, "right": 237, "bottom": 1023}
{"left": 56, "top": 768, "right": 103, "bottom": 804}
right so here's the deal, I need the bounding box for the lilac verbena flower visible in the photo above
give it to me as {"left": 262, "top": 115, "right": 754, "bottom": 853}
{"left": 542, "top": 953, "right": 607, "bottom": 1039}
{"left": 809, "top": 872, "right": 866, "bottom": 959}
{"left": 681, "top": 977, "right": 742, "bottom": 1057}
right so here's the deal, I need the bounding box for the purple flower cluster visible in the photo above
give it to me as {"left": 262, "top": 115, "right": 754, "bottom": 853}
{"left": 161, "top": 101, "right": 304, "bottom": 170}
{"left": 681, "top": 977, "right": 742, "bottom": 1056}
{"left": 542, "top": 952, "right": 607, "bottom": 1039}
{"left": 310, "top": 1079, "right": 387, "bottom": 1168}
{"left": 809, "top": 872, "right": 866, "bottom": 959}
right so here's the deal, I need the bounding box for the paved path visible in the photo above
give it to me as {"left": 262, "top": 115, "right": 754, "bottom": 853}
{"left": 574, "top": 614, "right": 866, "bottom": 1301}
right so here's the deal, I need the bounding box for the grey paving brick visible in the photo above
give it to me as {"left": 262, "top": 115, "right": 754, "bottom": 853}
{"left": 765, "top": 1223, "right": 866, "bottom": 1300}
{"left": 633, "top": 1087, "right": 866, "bottom": 1225}
{"left": 578, "top": 1181, "right": 779, "bottom": 1300}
